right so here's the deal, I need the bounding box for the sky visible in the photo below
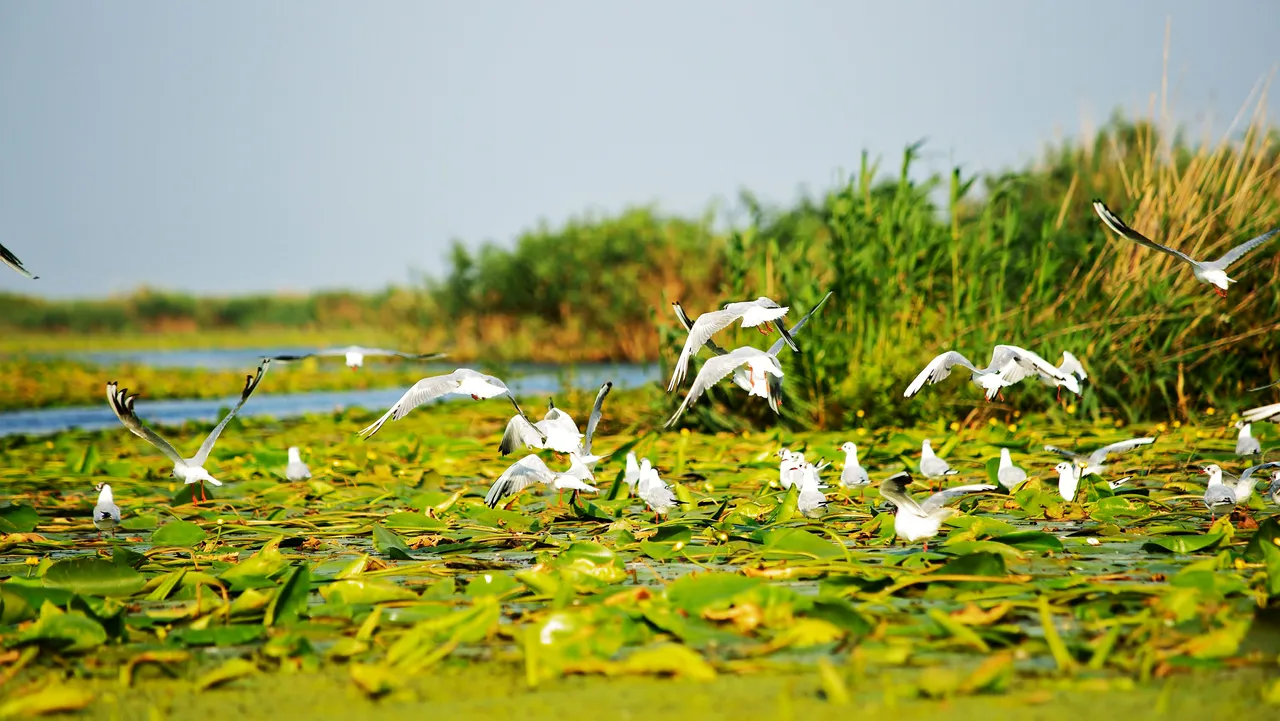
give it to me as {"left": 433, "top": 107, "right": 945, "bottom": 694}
{"left": 1, "top": 1, "right": 1277, "bottom": 299}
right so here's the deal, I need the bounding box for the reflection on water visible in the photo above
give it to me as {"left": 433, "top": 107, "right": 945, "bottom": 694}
{"left": 0, "top": 361, "right": 660, "bottom": 438}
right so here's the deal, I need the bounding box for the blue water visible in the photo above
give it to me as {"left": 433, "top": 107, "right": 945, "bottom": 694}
{"left": 0, "top": 361, "right": 660, "bottom": 438}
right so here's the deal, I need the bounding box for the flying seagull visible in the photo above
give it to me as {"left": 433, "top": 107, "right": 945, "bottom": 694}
{"left": 106, "top": 360, "right": 270, "bottom": 503}
{"left": 879, "top": 471, "right": 994, "bottom": 551}
{"left": 358, "top": 369, "right": 536, "bottom": 440}
{"left": 1092, "top": 199, "right": 1280, "bottom": 297}
{"left": 664, "top": 346, "right": 783, "bottom": 428}
{"left": 499, "top": 381, "right": 612, "bottom": 457}
{"left": 0, "top": 242, "right": 37, "bottom": 279}
{"left": 989, "top": 345, "right": 1083, "bottom": 399}
{"left": 483, "top": 452, "right": 601, "bottom": 508}
{"left": 666, "top": 296, "right": 797, "bottom": 392}
{"left": 271, "top": 346, "right": 447, "bottom": 370}
{"left": 1044, "top": 437, "right": 1154, "bottom": 478}
{"left": 903, "top": 350, "right": 1017, "bottom": 401}
{"left": 1241, "top": 402, "right": 1280, "bottom": 425}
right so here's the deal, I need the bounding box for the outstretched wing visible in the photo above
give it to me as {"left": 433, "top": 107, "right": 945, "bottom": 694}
{"left": 1248, "top": 379, "right": 1280, "bottom": 393}
{"left": 666, "top": 306, "right": 751, "bottom": 392}
{"left": 920, "top": 484, "right": 995, "bottom": 514}
{"left": 991, "top": 345, "right": 1070, "bottom": 385}
{"left": 1239, "top": 461, "right": 1280, "bottom": 482}
{"left": 671, "top": 302, "right": 730, "bottom": 356}
{"left": 0, "top": 242, "right": 38, "bottom": 279}
{"left": 192, "top": 359, "right": 271, "bottom": 465}
{"left": 484, "top": 455, "right": 554, "bottom": 507}
{"left": 1212, "top": 225, "right": 1280, "bottom": 268}
{"left": 358, "top": 371, "right": 463, "bottom": 439}
{"left": 1092, "top": 200, "right": 1199, "bottom": 266}
{"left": 1088, "top": 437, "right": 1154, "bottom": 466}
{"left": 498, "top": 413, "right": 543, "bottom": 456}
{"left": 358, "top": 348, "right": 450, "bottom": 361}
{"left": 1043, "top": 445, "right": 1087, "bottom": 462}
{"left": 583, "top": 381, "right": 612, "bottom": 455}
{"left": 1058, "top": 351, "right": 1088, "bottom": 380}
{"left": 106, "top": 383, "right": 186, "bottom": 466}
{"left": 767, "top": 291, "right": 832, "bottom": 356}
{"left": 903, "top": 351, "right": 981, "bottom": 398}
{"left": 879, "top": 471, "right": 923, "bottom": 514}
{"left": 1241, "top": 402, "right": 1280, "bottom": 424}
{"left": 665, "top": 349, "right": 759, "bottom": 428}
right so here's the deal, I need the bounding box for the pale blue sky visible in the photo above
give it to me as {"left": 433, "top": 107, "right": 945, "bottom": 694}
{"left": 1, "top": 1, "right": 1277, "bottom": 298}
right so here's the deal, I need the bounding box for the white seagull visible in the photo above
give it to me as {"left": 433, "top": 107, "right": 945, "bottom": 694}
{"left": 1241, "top": 403, "right": 1280, "bottom": 425}
{"left": 997, "top": 448, "right": 1027, "bottom": 490}
{"left": 673, "top": 291, "right": 832, "bottom": 413}
{"left": 106, "top": 360, "right": 269, "bottom": 503}
{"left": 1092, "top": 199, "right": 1280, "bottom": 298}
{"left": 1235, "top": 421, "right": 1261, "bottom": 457}
{"left": 499, "top": 382, "right": 612, "bottom": 457}
{"left": 666, "top": 297, "right": 797, "bottom": 392}
{"left": 0, "top": 242, "right": 37, "bottom": 279}
{"left": 358, "top": 369, "right": 533, "bottom": 439}
{"left": 989, "top": 345, "right": 1082, "bottom": 399}
{"left": 919, "top": 439, "right": 958, "bottom": 480}
{"left": 795, "top": 459, "right": 831, "bottom": 517}
{"left": 636, "top": 458, "right": 679, "bottom": 518}
{"left": 1053, "top": 461, "right": 1085, "bottom": 502}
{"left": 92, "top": 483, "right": 121, "bottom": 538}
{"left": 483, "top": 452, "right": 601, "bottom": 508}
{"left": 271, "top": 346, "right": 447, "bottom": 370}
{"left": 903, "top": 351, "right": 1017, "bottom": 401}
{"left": 838, "top": 442, "right": 871, "bottom": 488}
{"left": 1202, "top": 462, "right": 1280, "bottom": 512}
{"left": 1269, "top": 470, "right": 1280, "bottom": 506}
{"left": 1044, "top": 437, "right": 1154, "bottom": 478}
{"left": 879, "top": 471, "right": 994, "bottom": 551}
{"left": 624, "top": 452, "right": 642, "bottom": 490}
{"left": 664, "top": 347, "right": 784, "bottom": 428}
{"left": 286, "top": 447, "right": 312, "bottom": 482}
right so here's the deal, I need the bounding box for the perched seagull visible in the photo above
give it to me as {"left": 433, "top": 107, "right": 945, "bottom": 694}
{"left": 499, "top": 382, "right": 612, "bottom": 457}
{"left": 778, "top": 450, "right": 808, "bottom": 490}
{"left": 903, "top": 351, "right": 1017, "bottom": 401}
{"left": 359, "top": 369, "right": 535, "bottom": 439}
{"left": 1044, "top": 437, "right": 1154, "bottom": 478}
{"left": 1203, "top": 462, "right": 1280, "bottom": 510}
{"left": 673, "top": 291, "right": 833, "bottom": 413}
{"left": 286, "top": 447, "right": 312, "bottom": 481}
{"left": 271, "top": 346, "right": 446, "bottom": 370}
{"left": 1235, "top": 421, "right": 1261, "bottom": 457}
{"left": 1241, "top": 402, "right": 1280, "bottom": 425}
{"left": 879, "top": 471, "right": 994, "bottom": 551}
{"left": 838, "top": 442, "right": 871, "bottom": 488}
{"left": 483, "top": 452, "right": 601, "bottom": 508}
{"left": 106, "top": 360, "right": 269, "bottom": 503}
{"left": 1092, "top": 199, "right": 1280, "bottom": 298}
{"left": 1202, "top": 471, "right": 1236, "bottom": 521}
{"left": 989, "top": 345, "right": 1082, "bottom": 399}
{"left": 664, "top": 347, "right": 783, "bottom": 428}
{"left": 1053, "top": 461, "right": 1084, "bottom": 502}
{"left": 997, "top": 448, "right": 1027, "bottom": 490}
{"left": 0, "top": 242, "right": 37, "bottom": 279}
{"left": 775, "top": 449, "right": 798, "bottom": 488}
{"left": 636, "top": 458, "right": 679, "bottom": 518}
{"left": 92, "top": 483, "right": 121, "bottom": 538}
{"left": 666, "top": 297, "right": 797, "bottom": 392}
{"left": 1269, "top": 470, "right": 1280, "bottom": 506}
{"left": 919, "top": 439, "right": 958, "bottom": 480}
{"left": 798, "top": 458, "right": 832, "bottom": 517}
{"left": 624, "top": 452, "right": 642, "bottom": 491}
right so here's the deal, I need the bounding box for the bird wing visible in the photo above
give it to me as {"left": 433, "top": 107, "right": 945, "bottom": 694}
{"left": 351, "top": 348, "right": 449, "bottom": 360}
{"left": 671, "top": 302, "right": 730, "bottom": 356}
{"left": 1058, "top": 351, "right": 1088, "bottom": 380}
{"left": 583, "top": 381, "right": 613, "bottom": 455}
{"left": 1241, "top": 402, "right": 1280, "bottom": 423}
{"left": 766, "top": 291, "right": 832, "bottom": 356}
{"left": 192, "top": 360, "right": 270, "bottom": 465}
{"left": 991, "top": 345, "right": 1069, "bottom": 384}
{"left": 1211, "top": 225, "right": 1280, "bottom": 268}
{"left": 879, "top": 471, "right": 924, "bottom": 514}
{"left": 357, "top": 371, "right": 463, "bottom": 438}
{"left": 1043, "top": 445, "right": 1087, "bottom": 462}
{"left": 664, "top": 349, "right": 760, "bottom": 427}
{"left": 903, "top": 351, "right": 981, "bottom": 397}
{"left": 1247, "top": 379, "right": 1280, "bottom": 393}
{"left": 1092, "top": 200, "right": 1199, "bottom": 266}
{"left": 1087, "top": 437, "right": 1154, "bottom": 466}
{"left": 921, "top": 484, "right": 996, "bottom": 514}
{"left": 1239, "top": 461, "right": 1280, "bottom": 482}
{"left": 0, "top": 242, "right": 37, "bottom": 279}
{"left": 667, "top": 307, "right": 751, "bottom": 392}
{"left": 106, "top": 382, "right": 186, "bottom": 467}
{"left": 484, "top": 455, "right": 555, "bottom": 507}
{"left": 498, "top": 413, "right": 543, "bottom": 456}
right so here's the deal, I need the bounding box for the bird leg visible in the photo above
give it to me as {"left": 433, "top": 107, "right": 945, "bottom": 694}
{"left": 471, "top": 394, "right": 480, "bottom": 400}
{"left": 557, "top": 490, "right": 564, "bottom": 507}
{"left": 1056, "top": 386, "right": 1062, "bottom": 402}
{"left": 1214, "top": 287, "right": 1227, "bottom": 299}
{"left": 998, "top": 390, "right": 1006, "bottom": 402}
{"left": 922, "top": 541, "right": 929, "bottom": 553}
{"left": 758, "top": 322, "right": 771, "bottom": 335}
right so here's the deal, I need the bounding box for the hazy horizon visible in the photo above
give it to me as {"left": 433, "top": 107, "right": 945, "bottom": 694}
{"left": 2, "top": 1, "right": 1278, "bottom": 299}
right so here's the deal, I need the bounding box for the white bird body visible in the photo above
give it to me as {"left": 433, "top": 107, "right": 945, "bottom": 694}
{"left": 794, "top": 458, "right": 829, "bottom": 517}
{"left": 665, "top": 296, "right": 797, "bottom": 392}
{"left": 624, "top": 452, "right": 642, "bottom": 490}
{"left": 879, "top": 471, "right": 993, "bottom": 547}
{"left": 286, "top": 446, "right": 312, "bottom": 482}
{"left": 664, "top": 347, "right": 784, "bottom": 427}
{"left": 483, "top": 451, "right": 600, "bottom": 507}
{"left": 903, "top": 350, "right": 1016, "bottom": 400}
{"left": 1093, "top": 200, "right": 1280, "bottom": 297}
{"left": 1236, "top": 422, "right": 1261, "bottom": 456}
{"left": 92, "top": 483, "right": 121, "bottom": 536}
{"left": 271, "top": 345, "right": 446, "bottom": 370}
{"left": 839, "top": 442, "right": 870, "bottom": 487}
{"left": 990, "top": 345, "right": 1082, "bottom": 396}
{"left": 1204, "top": 462, "right": 1280, "bottom": 511}
{"left": 1054, "top": 461, "right": 1082, "bottom": 501}
{"left": 1201, "top": 465, "right": 1238, "bottom": 518}
{"left": 997, "top": 448, "right": 1027, "bottom": 490}
{"left": 361, "top": 369, "right": 526, "bottom": 439}
{"left": 499, "top": 382, "right": 612, "bottom": 459}
{"left": 1045, "top": 437, "right": 1154, "bottom": 478}
{"left": 919, "top": 439, "right": 957, "bottom": 479}
{"left": 637, "top": 459, "right": 678, "bottom": 516}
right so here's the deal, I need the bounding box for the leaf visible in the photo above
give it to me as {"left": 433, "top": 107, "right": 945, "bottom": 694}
{"left": 42, "top": 558, "right": 145, "bottom": 598}
{"left": 759, "top": 528, "right": 845, "bottom": 560}
{"left": 0, "top": 504, "right": 39, "bottom": 533}
{"left": 807, "top": 599, "right": 872, "bottom": 637}
{"left": 170, "top": 624, "right": 265, "bottom": 646}
{"left": 1142, "top": 533, "right": 1224, "bottom": 554}
{"left": 265, "top": 564, "right": 311, "bottom": 626}
{"left": 667, "top": 573, "right": 760, "bottom": 614}
{"left": 553, "top": 541, "right": 627, "bottom": 584}
{"left": 465, "top": 573, "right": 521, "bottom": 598}
{"left": 320, "top": 579, "right": 418, "bottom": 605}
{"left": 349, "top": 663, "right": 402, "bottom": 698}
{"left": 0, "top": 683, "right": 95, "bottom": 718}
{"left": 766, "top": 485, "right": 798, "bottom": 524}
{"left": 371, "top": 525, "right": 413, "bottom": 560}
{"left": 16, "top": 602, "right": 107, "bottom": 653}
{"left": 382, "top": 512, "right": 448, "bottom": 531}
{"left": 936, "top": 552, "right": 1007, "bottom": 580}
{"left": 151, "top": 519, "right": 207, "bottom": 548}
{"left": 195, "top": 658, "right": 258, "bottom": 691}
{"left": 992, "top": 530, "right": 1063, "bottom": 552}
{"left": 817, "top": 657, "right": 850, "bottom": 705}
{"left": 1245, "top": 517, "right": 1280, "bottom": 561}
{"left": 619, "top": 643, "right": 715, "bottom": 680}
{"left": 219, "top": 548, "right": 290, "bottom": 585}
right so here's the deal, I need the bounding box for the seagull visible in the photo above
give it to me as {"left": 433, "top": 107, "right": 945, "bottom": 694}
{"left": 358, "top": 369, "right": 534, "bottom": 439}
{"left": 1235, "top": 421, "right": 1261, "bottom": 457}
{"left": 775, "top": 449, "right": 798, "bottom": 488}
{"left": 499, "top": 382, "right": 612, "bottom": 457}
{"left": 0, "top": 242, "right": 37, "bottom": 279}
{"left": 1241, "top": 403, "right": 1280, "bottom": 425}
{"left": 1044, "top": 437, "right": 1154, "bottom": 478}
{"left": 636, "top": 458, "right": 678, "bottom": 518}
{"left": 624, "top": 452, "right": 642, "bottom": 491}
{"left": 903, "top": 350, "right": 1017, "bottom": 401}
{"left": 989, "top": 345, "right": 1082, "bottom": 399}
{"left": 778, "top": 450, "right": 808, "bottom": 490}
{"left": 919, "top": 439, "right": 958, "bottom": 480}
{"left": 286, "top": 447, "right": 312, "bottom": 481}
{"left": 879, "top": 471, "right": 994, "bottom": 552}
{"left": 1092, "top": 199, "right": 1280, "bottom": 298}
{"left": 107, "top": 360, "right": 269, "bottom": 503}
{"left": 997, "top": 448, "right": 1027, "bottom": 490}
{"left": 1269, "top": 470, "right": 1280, "bottom": 506}
{"left": 482, "top": 452, "right": 601, "bottom": 508}
{"left": 664, "top": 347, "right": 783, "bottom": 428}
{"left": 673, "top": 291, "right": 832, "bottom": 413}
{"left": 795, "top": 458, "right": 831, "bottom": 517}
{"left": 271, "top": 346, "right": 447, "bottom": 370}
{"left": 1053, "top": 461, "right": 1084, "bottom": 502}
{"left": 92, "top": 483, "right": 121, "bottom": 538}
{"left": 1202, "top": 462, "right": 1280, "bottom": 510}
{"left": 838, "top": 442, "right": 870, "bottom": 488}
{"left": 665, "top": 297, "right": 797, "bottom": 392}
{"left": 1202, "top": 472, "right": 1236, "bottom": 521}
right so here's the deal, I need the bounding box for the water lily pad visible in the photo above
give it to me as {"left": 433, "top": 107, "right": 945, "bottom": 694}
{"left": 43, "top": 558, "right": 145, "bottom": 598}
{"left": 151, "top": 519, "right": 207, "bottom": 547}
